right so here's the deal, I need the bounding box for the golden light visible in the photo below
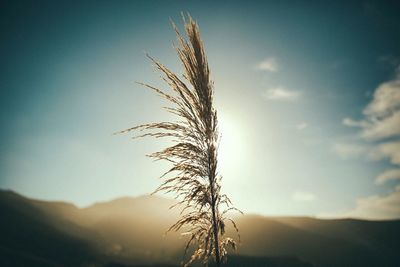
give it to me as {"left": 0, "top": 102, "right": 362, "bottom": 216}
{"left": 217, "top": 113, "right": 243, "bottom": 176}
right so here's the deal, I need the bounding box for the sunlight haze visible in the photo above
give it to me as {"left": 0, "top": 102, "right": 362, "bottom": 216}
{"left": 1, "top": 0, "right": 400, "bottom": 220}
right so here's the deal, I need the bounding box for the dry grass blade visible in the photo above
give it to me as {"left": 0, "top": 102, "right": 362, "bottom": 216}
{"left": 117, "top": 14, "right": 241, "bottom": 266}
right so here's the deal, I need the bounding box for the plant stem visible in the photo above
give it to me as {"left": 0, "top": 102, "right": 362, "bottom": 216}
{"left": 211, "top": 196, "right": 221, "bottom": 266}
{"left": 208, "top": 146, "right": 220, "bottom": 266}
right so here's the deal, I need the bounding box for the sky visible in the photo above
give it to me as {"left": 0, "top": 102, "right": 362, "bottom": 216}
{"left": 1, "top": 0, "right": 400, "bottom": 219}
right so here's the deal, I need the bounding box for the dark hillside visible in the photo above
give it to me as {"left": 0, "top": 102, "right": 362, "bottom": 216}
{"left": 1, "top": 189, "right": 399, "bottom": 267}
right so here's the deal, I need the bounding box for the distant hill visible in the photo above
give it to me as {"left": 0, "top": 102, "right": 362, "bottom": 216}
{"left": 234, "top": 215, "right": 400, "bottom": 267}
{"left": 1, "top": 189, "right": 399, "bottom": 267}
{"left": 0, "top": 190, "right": 99, "bottom": 266}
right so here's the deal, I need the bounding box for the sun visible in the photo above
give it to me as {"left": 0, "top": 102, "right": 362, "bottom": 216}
{"left": 217, "top": 113, "right": 243, "bottom": 176}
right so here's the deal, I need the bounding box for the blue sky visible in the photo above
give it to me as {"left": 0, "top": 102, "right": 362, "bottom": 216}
{"left": 1, "top": 0, "right": 400, "bottom": 219}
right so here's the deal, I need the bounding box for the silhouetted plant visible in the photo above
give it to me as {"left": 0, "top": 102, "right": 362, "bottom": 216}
{"left": 117, "top": 15, "right": 241, "bottom": 266}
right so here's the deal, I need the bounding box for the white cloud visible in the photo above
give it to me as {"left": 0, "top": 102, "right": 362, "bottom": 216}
{"left": 340, "top": 67, "right": 400, "bottom": 166}
{"left": 262, "top": 87, "right": 300, "bottom": 101}
{"left": 362, "top": 111, "right": 400, "bottom": 140}
{"left": 331, "top": 143, "right": 370, "bottom": 159}
{"left": 331, "top": 141, "right": 400, "bottom": 164}
{"left": 376, "top": 169, "right": 400, "bottom": 185}
{"left": 296, "top": 122, "right": 308, "bottom": 130}
{"left": 343, "top": 74, "right": 400, "bottom": 140}
{"left": 377, "top": 141, "right": 400, "bottom": 165}
{"left": 257, "top": 57, "right": 279, "bottom": 72}
{"left": 342, "top": 117, "right": 369, "bottom": 128}
{"left": 338, "top": 188, "right": 400, "bottom": 220}
{"left": 363, "top": 79, "right": 400, "bottom": 117}
{"left": 292, "top": 191, "right": 316, "bottom": 202}
{"left": 337, "top": 69, "right": 400, "bottom": 219}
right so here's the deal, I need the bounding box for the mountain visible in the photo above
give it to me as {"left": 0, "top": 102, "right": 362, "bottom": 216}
{"left": 0, "top": 190, "right": 99, "bottom": 266}
{"left": 1, "top": 189, "right": 399, "bottom": 267}
{"left": 234, "top": 215, "right": 400, "bottom": 267}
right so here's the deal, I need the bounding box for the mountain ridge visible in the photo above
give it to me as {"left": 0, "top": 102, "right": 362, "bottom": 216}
{"left": 1, "top": 189, "right": 399, "bottom": 267}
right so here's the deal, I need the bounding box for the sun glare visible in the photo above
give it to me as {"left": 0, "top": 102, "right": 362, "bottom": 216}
{"left": 217, "top": 114, "right": 243, "bottom": 176}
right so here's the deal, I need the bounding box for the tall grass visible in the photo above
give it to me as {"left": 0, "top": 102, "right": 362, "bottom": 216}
{"left": 117, "top": 15, "right": 241, "bottom": 266}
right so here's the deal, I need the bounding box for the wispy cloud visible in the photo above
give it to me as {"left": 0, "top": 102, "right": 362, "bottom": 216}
{"left": 262, "top": 87, "right": 300, "bottom": 101}
{"left": 296, "top": 122, "right": 308, "bottom": 130}
{"left": 343, "top": 72, "right": 400, "bottom": 140}
{"left": 331, "top": 141, "right": 400, "bottom": 164}
{"left": 337, "top": 66, "right": 400, "bottom": 220}
{"left": 377, "top": 141, "right": 400, "bottom": 165}
{"left": 363, "top": 112, "right": 400, "bottom": 140}
{"left": 342, "top": 117, "right": 369, "bottom": 128}
{"left": 292, "top": 191, "right": 316, "bottom": 202}
{"left": 336, "top": 187, "right": 400, "bottom": 220}
{"left": 257, "top": 57, "right": 279, "bottom": 72}
{"left": 376, "top": 169, "right": 400, "bottom": 185}
{"left": 340, "top": 67, "right": 400, "bottom": 162}
{"left": 331, "top": 143, "right": 372, "bottom": 160}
